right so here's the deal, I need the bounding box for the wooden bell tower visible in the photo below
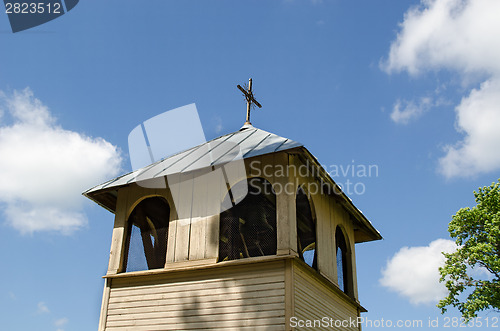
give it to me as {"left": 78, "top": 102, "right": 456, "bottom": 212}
{"left": 85, "top": 124, "right": 381, "bottom": 330}
{"left": 84, "top": 82, "right": 381, "bottom": 330}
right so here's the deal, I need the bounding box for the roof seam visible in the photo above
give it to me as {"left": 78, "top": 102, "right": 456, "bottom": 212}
{"left": 242, "top": 133, "right": 271, "bottom": 158}
{"left": 273, "top": 138, "right": 289, "bottom": 152}
{"left": 146, "top": 131, "right": 242, "bottom": 179}
{"left": 210, "top": 129, "right": 258, "bottom": 166}
{"left": 124, "top": 159, "right": 165, "bottom": 185}
{"left": 151, "top": 138, "right": 215, "bottom": 178}
{"left": 177, "top": 132, "right": 240, "bottom": 173}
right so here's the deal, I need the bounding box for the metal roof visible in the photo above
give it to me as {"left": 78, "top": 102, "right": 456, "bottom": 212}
{"left": 83, "top": 124, "right": 382, "bottom": 243}
{"left": 84, "top": 125, "right": 303, "bottom": 195}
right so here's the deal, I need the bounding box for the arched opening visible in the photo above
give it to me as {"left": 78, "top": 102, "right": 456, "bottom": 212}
{"left": 296, "top": 186, "right": 317, "bottom": 269}
{"left": 123, "top": 197, "right": 170, "bottom": 272}
{"left": 335, "top": 226, "right": 350, "bottom": 294}
{"left": 218, "top": 177, "right": 277, "bottom": 261}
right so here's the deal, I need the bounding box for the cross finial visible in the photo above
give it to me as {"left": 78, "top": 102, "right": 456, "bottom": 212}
{"left": 237, "top": 78, "right": 262, "bottom": 125}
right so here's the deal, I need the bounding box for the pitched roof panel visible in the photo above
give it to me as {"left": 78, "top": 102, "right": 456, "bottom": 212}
{"left": 84, "top": 126, "right": 302, "bottom": 195}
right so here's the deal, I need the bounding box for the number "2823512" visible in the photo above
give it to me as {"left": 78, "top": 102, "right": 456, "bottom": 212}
{"left": 5, "top": 2, "right": 62, "bottom": 14}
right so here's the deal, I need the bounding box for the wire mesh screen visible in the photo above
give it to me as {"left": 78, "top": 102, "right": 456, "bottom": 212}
{"left": 336, "top": 246, "right": 345, "bottom": 292}
{"left": 219, "top": 178, "right": 277, "bottom": 261}
{"left": 336, "top": 227, "right": 348, "bottom": 293}
{"left": 296, "top": 187, "right": 317, "bottom": 269}
{"left": 123, "top": 197, "right": 170, "bottom": 272}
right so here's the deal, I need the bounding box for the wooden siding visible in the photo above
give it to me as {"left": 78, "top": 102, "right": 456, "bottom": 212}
{"left": 290, "top": 153, "right": 359, "bottom": 299}
{"left": 103, "top": 261, "right": 286, "bottom": 331}
{"left": 293, "top": 262, "right": 359, "bottom": 331}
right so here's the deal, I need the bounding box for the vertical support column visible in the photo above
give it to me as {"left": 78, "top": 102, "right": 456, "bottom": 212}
{"left": 166, "top": 173, "right": 180, "bottom": 264}
{"left": 204, "top": 165, "right": 223, "bottom": 260}
{"left": 349, "top": 226, "right": 359, "bottom": 301}
{"left": 173, "top": 172, "right": 194, "bottom": 262}
{"left": 98, "top": 278, "right": 111, "bottom": 331}
{"left": 189, "top": 169, "right": 208, "bottom": 261}
{"left": 317, "top": 192, "right": 336, "bottom": 283}
{"left": 276, "top": 153, "right": 297, "bottom": 256}
{"left": 107, "top": 188, "right": 129, "bottom": 274}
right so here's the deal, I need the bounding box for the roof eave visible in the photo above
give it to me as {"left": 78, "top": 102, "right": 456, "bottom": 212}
{"left": 295, "top": 147, "right": 382, "bottom": 243}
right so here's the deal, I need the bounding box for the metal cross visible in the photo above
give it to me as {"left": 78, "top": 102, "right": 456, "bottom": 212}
{"left": 237, "top": 78, "right": 262, "bottom": 125}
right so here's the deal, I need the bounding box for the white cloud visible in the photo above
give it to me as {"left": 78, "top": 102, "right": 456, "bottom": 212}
{"left": 4, "top": 204, "right": 88, "bottom": 235}
{"left": 382, "top": 0, "right": 500, "bottom": 177}
{"left": 55, "top": 317, "right": 68, "bottom": 329}
{"left": 438, "top": 79, "right": 500, "bottom": 177}
{"left": 390, "top": 97, "right": 433, "bottom": 124}
{"left": 0, "top": 88, "right": 122, "bottom": 235}
{"left": 37, "top": 301, "right": 50, "bottom": 314}
{"left": 380, "top": 239, "right": 456, "bottom": 305}
{"left": 382, "top": 0, "right": 500, "bottom": 76}
{"left": 214, "top": 116, "right": 223, "bottom": 134}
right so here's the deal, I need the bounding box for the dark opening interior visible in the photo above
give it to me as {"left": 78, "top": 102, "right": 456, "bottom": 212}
{"left": 123, "top": 197, "right": 170, "bottom": 272}
{"left": 218, "top": 178, "right": 277, "bottom": 261}
{"left": 336, "top": 227, "right": 349, "bottom": 293}
{"left": 296, "top": 187, "right": 317, "bottom": 269}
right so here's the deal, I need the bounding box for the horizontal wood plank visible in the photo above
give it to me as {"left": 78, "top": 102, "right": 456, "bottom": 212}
{"left": 293, "top": 263, "right": 358, "bottom": 331}
{"left": 105, "top": 319, "right": 286, "bottom": 331}
{"left": 108, "top": 295, "right": 284, "bottom": 313}
{"left": 110, "top": 272, "right": 284, "bottom": 296}
{"left": 104, "top": 261, "right": 286, "bottom": 330}
{"left": 106, "top": 312, "right": 285, "bottom": 328}
{"left": 107, "top": 303, "right": 285, "bottom": 323}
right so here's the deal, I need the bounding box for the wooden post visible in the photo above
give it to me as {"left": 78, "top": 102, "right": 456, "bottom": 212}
{"left": 107, "top": 188, "right": 129, "bottom": 274}
{"left": 276, "top": 153, "right": 298, "bottom": 255}
{"left": 97, "top": 278, "right": 111, "bottom": 331}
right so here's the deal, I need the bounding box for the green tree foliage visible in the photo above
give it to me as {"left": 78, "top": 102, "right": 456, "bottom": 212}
{"left": 438, "top": 180, "right": 500, "bottom": 320}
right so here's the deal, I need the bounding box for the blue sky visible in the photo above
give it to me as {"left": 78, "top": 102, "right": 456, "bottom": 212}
{"left": 0, "top": 1, "right": 499, "bottom": 330}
